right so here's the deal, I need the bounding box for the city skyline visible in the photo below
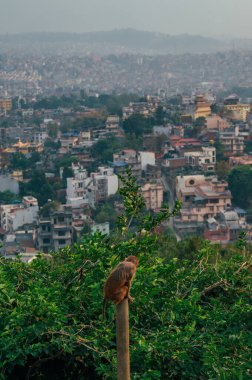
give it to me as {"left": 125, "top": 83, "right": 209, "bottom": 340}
{"left": 1, "top": 0, "right": 252, "bottom": 39}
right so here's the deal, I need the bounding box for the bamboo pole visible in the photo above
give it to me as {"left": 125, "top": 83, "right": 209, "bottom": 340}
{"left": 116, "top": 299, "right": 130, "bottom": 380}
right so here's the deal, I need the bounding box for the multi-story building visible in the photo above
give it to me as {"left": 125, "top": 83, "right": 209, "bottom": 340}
{"left": 0, "top": 196, "right": 38, "bottom": 232}
{"left": 66, "top": 167, "right": 90, "bottom": 207}
{"left": 37, "top": 208, "right": 72, "bottom": 253}
{"left": 229, "top": 154, "right": 252, "bottom": 167}
{"left": 113, "top": 149, "right": 142, "bottom": 181}
{"left": 141, "top": 183, "right": 164, "bottom": 211}
{"left": 0, "top": 174, "right": 19, "bottom": 194}
{"left": 219, "top": 126, "right": 244, "bottom": 156}
{"left": 206, "top": 115, "right": 229, "bottom": 131}
{"left": 174, "top": 175, "right": 232, "bottom": 235}
{"left": 106, "top": 115, "right": 120, "bottom": 131}
{"left": 224, "top": 95, "right": 250, "bottom": 122}
{"left": 91, "top": 167, "right": 118, "bottom": 202}
{"left": 113, "top": 150, "right": 155, "bottom": 182}
{"left": 184, "top": 146, "right": 216, "bottom": 171}
{"left": 32, "top": 131, "right": 48, "bottom": 145}
{"left": 139, "top": 151, "right": 155, "bottom": 170}
{"left": 66, "top": 165, "right": 118, "bottom": 207}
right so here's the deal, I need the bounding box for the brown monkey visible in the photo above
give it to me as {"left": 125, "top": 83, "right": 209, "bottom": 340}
{"left": 102, "top": 255, "right": 139, "bottom": 319}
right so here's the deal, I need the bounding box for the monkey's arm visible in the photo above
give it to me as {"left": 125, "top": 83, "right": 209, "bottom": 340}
{"left": 124, "top": 263, "right": 136, "bottom": 301}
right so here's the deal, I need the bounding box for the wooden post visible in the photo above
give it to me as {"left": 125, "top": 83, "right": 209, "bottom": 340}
{"left": 116, "top": 299, "right": 130, "bottom": 380}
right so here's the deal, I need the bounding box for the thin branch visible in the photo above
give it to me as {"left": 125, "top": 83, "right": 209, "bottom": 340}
{"left": 234, "top": 261, "right": 250, "bottom": 275}
{"left": 200, "top": 261, "right": 250, "bottom": 299}
{"left": 47, "top": 329, "right": 105, "bottom": 355}
{"left": 200, "top": 279, "right": 227, "bottom": 298}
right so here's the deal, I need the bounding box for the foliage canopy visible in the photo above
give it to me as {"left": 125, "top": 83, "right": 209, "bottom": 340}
{"left": 0, "top": 172, "right": 251, "bottom": 379}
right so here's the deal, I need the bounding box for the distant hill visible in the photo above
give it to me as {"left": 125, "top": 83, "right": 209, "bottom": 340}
{"left": 0, "top": 29, "right": 229, "bottom": 54}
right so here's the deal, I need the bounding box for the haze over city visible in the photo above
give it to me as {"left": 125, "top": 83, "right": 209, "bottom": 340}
{"left": 1, "top": 0, "right": 252, "bottom": 38}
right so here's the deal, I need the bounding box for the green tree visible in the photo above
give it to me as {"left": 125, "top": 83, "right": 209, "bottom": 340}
{"left": 214, "top": 139, "right": 226, "bottom": 161}
{"left": 10, "top": 153, "right": 29, "bottom": 170}
{"left": 123, "top": 114, "right": 153, "bottom": 137}
{"left": 47, "top": 124, "right": 59, "bottom": 139}
{"left": 0, "top": 191, "right": 20, "bottom": 204}
{"left": 20, "top": 171, "right": 55, "bottom": 206}
{"left": 228, "top": 165, "right": 252, "bottom": 208}
{"left": 216, "top": 160, "right": 230, "bottom": 180}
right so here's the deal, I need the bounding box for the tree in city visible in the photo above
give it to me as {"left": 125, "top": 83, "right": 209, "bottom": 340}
{"left": 228, "top": 165, "right": 252, "bottom": 208}
{"left": 123, "top": 114, "right": 154, "bottom": 137}
{"left": 216, "top": 160, "right": 230, "bottom": 180}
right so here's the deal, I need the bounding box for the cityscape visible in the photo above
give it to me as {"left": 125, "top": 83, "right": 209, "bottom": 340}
{"left": 0, "top": 1, "right": 251, "bottom": 379}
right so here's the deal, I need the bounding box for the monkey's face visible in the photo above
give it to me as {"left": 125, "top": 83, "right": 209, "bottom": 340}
{"left": 125, "top": 255, "right": 139, "bottom": 266}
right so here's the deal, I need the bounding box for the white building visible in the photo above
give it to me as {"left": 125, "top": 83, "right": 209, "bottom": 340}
{"left": 91, "top": 167, "right": 119, "bottom": 198}
{"left": 66, "top": 169, "right": 91, "bottom": 208}
{"left": 33, "top": 131, "right": 48, "bottom": 145}
{"left": 66, "top": 164, "right": 118, "bottom": 208}
{"left": 139, "top": 151, "right": 156, "bottom": 171}
{"left": 0, "top": 196, "right": 39, "bottom": 232}
{"left": 184, "top": 147, "right": 216, "bottom": 171}
{"left": 91, "top": 222, "right": 110, "bottom": 235}
{"left": 0, "top": 175, "right": 19, "bottom": 194}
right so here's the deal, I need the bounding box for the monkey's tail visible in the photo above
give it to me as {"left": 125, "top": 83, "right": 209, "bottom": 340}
{"left": 102, "top": 298, "right": 107, "bottom": 320}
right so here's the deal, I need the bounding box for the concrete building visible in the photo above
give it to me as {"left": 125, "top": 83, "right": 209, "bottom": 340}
{"left": 206, "top": 115, "right": 229, "bottom": 131}
{"left": 91, "top": 222, "right": 110, "bottom": 235}
{"left": 0, "top": 174, "right": 19, "bottom": 194}
{"left": 106, "top": 115, "right": 120, "bottom": 131}
{"left": 219, "top": 126, "right": 244, "bottom": 156}
{"left": 224, "top": 95, "right": 250, "bottom": 122}
{"left": 37, "top": 208, "right": 72, "bottom": 253}
{"left": 0, "top": 196, "right": 38, "bottom": 232}
{"left": 91, "top": 167, "right": 118, "bottom": 201}
{"left": 175, "top": 175, "right": 232, "bottom": 235}
{"left": 113, "top": 149, "right": 142, "bottom": 181}
{"left": 219, "top": 210, "right": 247, "bottom": 241}
{"left": 139, "top": 151, "right": 155, "bottom": 171}
{"left": 32, "top": 131, "right": 48, "bottom": 145}
{"left": 66, "top": 164, "right": 118, "bottom": 207}
{"left": 184, "top": 146, "right": 216, "bottom": 171}
{"left": 141, "top": 183, "right": 164, "bottom": 211}
{"left": 229, "top": 154, "right": 252, "bottom": 167}
{"left": 66, "top": 168, "right": 91, "bottom": 208}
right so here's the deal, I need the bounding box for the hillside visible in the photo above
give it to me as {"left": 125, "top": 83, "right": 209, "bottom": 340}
{"left": 0, "top": 29, "right": 229, "bottom": 54}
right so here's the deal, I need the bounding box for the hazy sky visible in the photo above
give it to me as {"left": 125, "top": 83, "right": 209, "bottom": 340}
{"left": 1, "top": 0, "right": 252, "bottom": 38}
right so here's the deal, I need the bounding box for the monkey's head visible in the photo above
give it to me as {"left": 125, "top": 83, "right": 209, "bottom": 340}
{"left": 125, "top": 255, "right": 139, "bottom": 266}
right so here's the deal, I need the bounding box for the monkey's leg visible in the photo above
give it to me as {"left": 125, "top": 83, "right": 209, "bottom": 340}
{"left": 124, "top": 281, "right": 134, "bottom": 302}
{"left": 115, "top": 286, "right": 128, "bottom": 305}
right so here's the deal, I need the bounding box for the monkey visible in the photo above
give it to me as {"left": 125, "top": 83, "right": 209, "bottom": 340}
{"left": 102, "top": 255, "right": 139, "bottom": 320}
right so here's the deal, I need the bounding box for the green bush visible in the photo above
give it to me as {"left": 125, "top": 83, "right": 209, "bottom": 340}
{"left": 0, "top": 172, "right": 251, "bottom": 379}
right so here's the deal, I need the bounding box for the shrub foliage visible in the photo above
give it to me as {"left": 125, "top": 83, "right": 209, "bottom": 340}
{"left": 0, "top": 172, "right": 251, "bottom": 379}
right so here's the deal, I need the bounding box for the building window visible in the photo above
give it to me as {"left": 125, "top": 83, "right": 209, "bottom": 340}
{"left": 58, "top": 231, "right": 65, "bottom": 236}
{"left": 59, "top": 239, "right": 66, "bottom": 245}
{"left": 43, "top": 238, "right": 50, "bottom": 244}
{"left": 58, "top": 217, "right": 64, "bottom": 222}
